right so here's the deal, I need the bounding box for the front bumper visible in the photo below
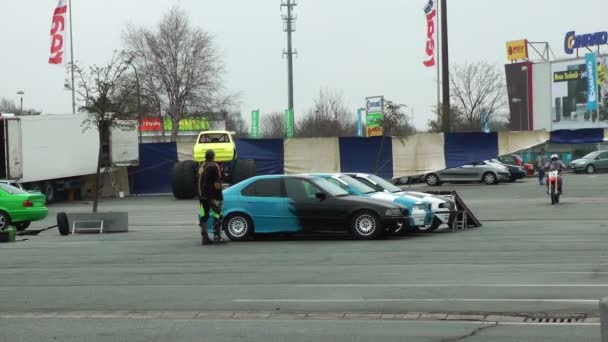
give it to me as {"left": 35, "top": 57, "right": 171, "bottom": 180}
{"left": 569, "top": 163, "right": 586, "bottom": 171}
{"left": 381, "top": 217, "right": 408, "bottom": 232}
{"left": 433, "top": 210, "right": 453, "bottom": 224}
{"left": 498, "top": 172, "right": 511, "bottom": 181}
{"left": 409, "top": 209, "right": 427, "bottom": 227}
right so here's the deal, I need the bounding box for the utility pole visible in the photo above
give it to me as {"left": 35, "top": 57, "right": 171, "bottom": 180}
{"left": 281, "top": 0, "right": 297, "bottom": 122}
{"left": 440, "top": 0, "right": 450, "bottom": 132}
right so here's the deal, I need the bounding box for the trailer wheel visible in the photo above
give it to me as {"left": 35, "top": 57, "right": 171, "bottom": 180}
{"left": 232, "top": 159, "right": 256, "bottom": 185}
{"left": 43, "top": 181, "right": 55, "bottom": 203}
{"left": 57, "top": 212, "right": 70, "bottom": 236}
{"left": 172, "top": 160, "right": 198, "bottom": 200}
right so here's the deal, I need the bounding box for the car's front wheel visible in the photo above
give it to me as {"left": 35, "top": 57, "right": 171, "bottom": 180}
{"left": 482, "top": 172, "right": 497, "bottom": 185}
{"left": 586, "top": 164, "right": 596, "bottom": 174}
{"left": 223, "top": 213, "right": 253, "bottom": 241}
{"left": 425, "top": 174, "right": 441, "bottom": 186}
{"left": 15, "top": 222, "right": 31, "bottom": 231}
{"left": 351, "top": 211, "right": 382, "bottom": 240}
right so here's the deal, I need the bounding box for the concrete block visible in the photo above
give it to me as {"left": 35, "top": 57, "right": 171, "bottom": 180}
{"left": 485, "top": 315, "right": 525, "bottom": 323}
{"left": 343, "top": 313, "right": 382, "bottom": 320}
{"left": 380, "top": 313, "right": 421, "bottom": 320}
{"left": 67, "top": 212, "right": 128, "bottom": 233}
{"left": 445, "top": 314, "right": 485, "bottom": 321}
{"left": 419, "top": 313, "right": 448, "bottom": 320}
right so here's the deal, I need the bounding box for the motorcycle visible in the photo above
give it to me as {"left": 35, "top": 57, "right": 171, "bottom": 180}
{"left": 547, "top": 170, "right": 560, "bottom": 205}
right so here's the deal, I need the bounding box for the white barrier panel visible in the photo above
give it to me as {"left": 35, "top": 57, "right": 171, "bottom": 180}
{"left": 284, "top": 138, "right": 341, "bottom": 174}
{"left": 605, "top": 129, "right": 608, "bottom": 141}
{"left": 498, "top": 130, "right": 550, "bottom": 157}
{"left": 392, "top": 133, "right": 446, "bottom": 177}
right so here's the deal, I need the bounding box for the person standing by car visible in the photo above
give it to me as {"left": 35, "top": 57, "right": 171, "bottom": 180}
{"left": 197, "top": 150, "right": 225, "bottom": 245}
{"left": 537, "top": 148, "right": 547, "bottom": 186}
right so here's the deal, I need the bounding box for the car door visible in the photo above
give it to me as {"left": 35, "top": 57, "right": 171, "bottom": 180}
{"left": 594, "top": 152, "right": 608, "bottom": 170}
{"left": 241, "top": 178, "right": 298, "bottom": 233}
{"left": 448, "top": 163, "right": 479, "bottom": 181}
{"left": 284, "top": 178, "right": 344, "bottom": 231}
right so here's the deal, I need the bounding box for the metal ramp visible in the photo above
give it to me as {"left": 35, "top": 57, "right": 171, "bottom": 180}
{"left": 72, "top": 220, "right": 105, "bottom": 234}
{"left": 424, "top": 190, "right": 482, "bottom": 229}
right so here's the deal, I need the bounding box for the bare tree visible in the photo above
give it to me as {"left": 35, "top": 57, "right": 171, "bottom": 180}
{"left": 123, "top": 6, "right": 231, "bottom": 142}
{"left": 260, "top": 112, "right": 285, "bottom": 139}
{"left": 0, "top": 97, "right": 41, "bottom": 116}
{"left": 67, "top": 52, "right": 136, "bottom": 213}
{"left": 297, "top": 88, "right": 355, "bottom": 137}
{"left": 373, "top": 100, "right": 414, "bottom": 174}
{"left": 449, "top": 62, "right": 508, "bottom": 132}
{"left": 223, "top": 111, "right": 249, "bottom": 138}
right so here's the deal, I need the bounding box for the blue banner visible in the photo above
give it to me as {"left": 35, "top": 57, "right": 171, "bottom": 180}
{"left": 586, "top": 52, "right": 599, "bottom": 111}
{"left": 357, "top": 109, "right": 364, "bottom": 137}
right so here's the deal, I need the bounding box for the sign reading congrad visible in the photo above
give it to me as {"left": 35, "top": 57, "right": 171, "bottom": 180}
{"left": 365, "top": 96, "right": 384, "bottom": 137}
{"left": 506, "top": 39, "right": 528, "bottom": 61}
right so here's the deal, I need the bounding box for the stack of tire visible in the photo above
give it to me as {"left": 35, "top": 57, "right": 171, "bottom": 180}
{"left": 171, "top": 159, "right": 256, "bottom": 200}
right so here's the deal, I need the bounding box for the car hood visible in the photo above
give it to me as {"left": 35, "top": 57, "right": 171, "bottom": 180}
{"left": 341, "top": 194, "right": 405, "bottom": 209}
{"left": 369, "top": 192, "right": 418, "bottom": 207}
{"left": 570, "top": 158, "right": 588, "bottom": 164}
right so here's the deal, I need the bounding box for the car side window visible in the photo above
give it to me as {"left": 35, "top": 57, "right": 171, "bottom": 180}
{"left": 285, "top": 178, "right": 319, "bottom": 200}
{"left": 325, "top": 178, "right": 348, "bottom": 191}
{"left": 598, "top": 152, "right": 608, "bottom": 160}
{"left": 354, "top": 177, "right": 375, "bottom": 189}
{"left": 241, "top": 179, "right": 284, "bottom": 198}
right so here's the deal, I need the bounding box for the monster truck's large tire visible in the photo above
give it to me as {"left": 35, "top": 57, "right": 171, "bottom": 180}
{"left": 172, "top": 160, "right": 198, "bottom": 199}
{"left": 231, "top": 159, "right": 257, "bottom": 185}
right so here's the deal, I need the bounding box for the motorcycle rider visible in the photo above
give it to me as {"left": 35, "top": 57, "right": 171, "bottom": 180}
{"left": 197, "top": 150, "right": 226, "bottom": 245}
{"left": 544, "top": 154, "right": 566, "bottom": 195}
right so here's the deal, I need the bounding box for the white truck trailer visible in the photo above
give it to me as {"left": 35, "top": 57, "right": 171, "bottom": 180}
{"left": 0, "top": 113, "right": 139, "bottom": 202}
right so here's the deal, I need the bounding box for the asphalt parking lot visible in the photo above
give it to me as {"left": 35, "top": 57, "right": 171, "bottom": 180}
{"left": 1, "top": 173, "right": 607, "bottom": 341}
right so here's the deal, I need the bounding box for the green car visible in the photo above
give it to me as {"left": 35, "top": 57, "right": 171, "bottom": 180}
{"left": 570, "top": 150, "right": 608, "bottom": 174}
{"left": 0, "top": 183, "right": 48, "bottom": 231}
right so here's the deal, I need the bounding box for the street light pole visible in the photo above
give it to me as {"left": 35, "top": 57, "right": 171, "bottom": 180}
{"left": 16, "top": 91, "right": 24, "bottom": 114}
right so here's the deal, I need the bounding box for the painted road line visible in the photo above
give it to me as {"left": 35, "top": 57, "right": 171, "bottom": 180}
{"left": 295, "top": 284, "right": 608, "bottom": 288}
{"left": 233, "top": 299, "right": 600, "bottom": 304}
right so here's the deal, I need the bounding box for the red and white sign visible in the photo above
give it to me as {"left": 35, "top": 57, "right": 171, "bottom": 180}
{"left": 139, "top": 118, "right": 163, "bottom": 132}
{"left": 49, "top": 0, "right": 68, "bottom": 65}
{"left": 423, "top": 0, "right": 437, "bottom": 68}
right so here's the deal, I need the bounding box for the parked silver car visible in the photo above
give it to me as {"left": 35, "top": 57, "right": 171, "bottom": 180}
{"left": 424, "top": 161, "right": 511, "bottom": 186}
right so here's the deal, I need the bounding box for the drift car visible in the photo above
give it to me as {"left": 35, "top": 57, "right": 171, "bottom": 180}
{"left": 215, "top": 175, "right": 410, "bottom": 241}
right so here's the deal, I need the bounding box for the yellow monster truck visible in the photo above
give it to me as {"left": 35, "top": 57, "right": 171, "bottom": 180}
{"left": 171, "top": 130, "right": 256, "bottom": 199}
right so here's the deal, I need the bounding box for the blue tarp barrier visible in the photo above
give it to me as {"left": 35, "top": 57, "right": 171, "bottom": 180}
{"left": 235, "top": 139, "right": 284, "bottom": 175}
{"left": 129, "top": 143, "right": 178, "bottom": 194}
{"left": 550, "top": 129, "right": 605, "bottom": 144}
{"left": 339, "top": 137, "right": 393, "bottom": 179}
{"left": 444, "top": 132, "right": 499, "bottom": 169}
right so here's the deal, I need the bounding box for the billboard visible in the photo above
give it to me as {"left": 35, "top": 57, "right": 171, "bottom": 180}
{"left": 505, "top": 62, "right": 533, "bottom": 131}
{"left": 365, "top": 96, "right": 384, "bottom": 137}
{"left": 550, "top": 56, "right": 608, "bottom": 130}
{"left": 139, "top": 117, "right": 210, "bottom": 132}
{"left": 506, "top": 39, "right": 528, "bottom": 61}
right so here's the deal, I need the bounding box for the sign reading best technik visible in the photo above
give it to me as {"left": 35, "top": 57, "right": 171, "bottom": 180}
{"left": 564, "top": 30, "right": 608, "bottom": 54}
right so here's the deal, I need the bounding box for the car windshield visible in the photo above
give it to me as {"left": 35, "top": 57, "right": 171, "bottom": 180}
{"left": 338, "top": 175, "right": 377, "bottom": 194}
{"left": 310, "top": 177, "right": 350, "bottom": 197}
{"left": 199, "top": 133, "right": 230, "bottom": 143}
{"left": 367, "top": 174, "right": 402, "bottom": 193}
{"left": 0, "top": 183, "right": 27, "bottom": 195}
{"left": 582, "top": 151, "right": 601, "bottom": 159}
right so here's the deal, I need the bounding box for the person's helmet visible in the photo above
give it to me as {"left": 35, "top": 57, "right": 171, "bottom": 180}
{"left": 551, "top": 154, "right": 558, "bottom": 160}
{"left": 205, "top": 149, "right": 215, "bottom": 161}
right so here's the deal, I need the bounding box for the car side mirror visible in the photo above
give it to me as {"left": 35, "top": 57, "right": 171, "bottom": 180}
{"left": 315, "top": 192, "right": 327, "bottom": 201}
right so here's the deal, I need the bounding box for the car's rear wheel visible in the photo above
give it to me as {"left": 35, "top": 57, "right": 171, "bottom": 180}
{"left": 0, "top": 211, "right": 11, "bottom": 230}
{"left": 425, "top": 174, "right": 441, "bottom": 186}
{"left": 586, "top": 164, "right": 596, "bottom": 174}
{"left": 351, "top": 210, "right": 382, "bottom": 240}
{"left": 482, "top": 172, "right": 497, "bottom": 185}
{"left": 15, "top": 221, "right": 31, "bottom": 231}
{"left": 223, "top": 213, "right": 253, "bottom": 241}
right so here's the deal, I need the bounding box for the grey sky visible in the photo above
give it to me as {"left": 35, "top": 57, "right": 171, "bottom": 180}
{"left": 1, "top": 0, "right": 607, "bottom": 130}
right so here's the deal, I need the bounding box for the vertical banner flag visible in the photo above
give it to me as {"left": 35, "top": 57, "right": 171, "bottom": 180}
{"left": 423, "top": 0, "right": 437, "bottom": 68}
{"left": 356, "top": 108, "right": 364, "bottom": 137}
{"left": 586, "top": 53, "right": 599, "bottom": 111}
{"left": 481, "top": 111, "right": 490, "bottom": 133}
{"left": 49, "top": 0, "right": 68, "bottom": 65}
{"left": 251, "top": 110, "right": 260, "bottom": 138}
{"left": 285, "top": 109, "right": 294, "bottom": 138}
